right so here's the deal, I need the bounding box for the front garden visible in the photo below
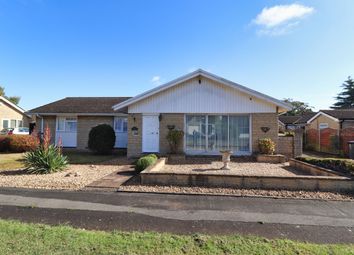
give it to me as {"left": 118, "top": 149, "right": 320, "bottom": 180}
{"left": 0, "top": 125, "right": 132, "bottom": 190}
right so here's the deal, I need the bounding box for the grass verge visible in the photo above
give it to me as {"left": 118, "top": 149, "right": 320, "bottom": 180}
{"left": 0, "top": 220, "right": 353, "bottom": 255}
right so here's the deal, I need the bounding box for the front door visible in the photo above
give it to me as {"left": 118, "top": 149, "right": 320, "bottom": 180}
{"left": 142, "top": 115, "right": 159, "bottom": 152}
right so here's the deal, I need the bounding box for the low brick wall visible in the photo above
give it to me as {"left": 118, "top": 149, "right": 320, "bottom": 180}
{"left": 140, "top": 172, "right": 354, "bottom": 192}
{"left": 289, "top": 158, "right": 347, "bottom": 177}
{"left": 256, "top": 154, "right": 286, "bottom": 163}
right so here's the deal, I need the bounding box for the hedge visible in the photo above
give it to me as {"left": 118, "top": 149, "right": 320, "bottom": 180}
{"left": 0, "top": 135, "right": 39, "bottom": 153}
{"left": 296, "top": 156, "right": 354, "bottom": 175}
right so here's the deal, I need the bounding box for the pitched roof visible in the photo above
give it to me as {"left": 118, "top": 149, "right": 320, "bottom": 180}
{"left": 28, "top": 97, "right": 131, "bottom": 115}
{"left": 294, "top": 112, "right": 318, "bottom": 124}
{"left": 0, "top": 96, "right": 26, "bottom": 114}
{"left": 320, "top": 109, "right": 354, "bottom": 120}
{"left": 113, "top": 69, "right": 292, "bottom": 112}
{"left": 278, "top": 115, "right": 302, "bottom": 125}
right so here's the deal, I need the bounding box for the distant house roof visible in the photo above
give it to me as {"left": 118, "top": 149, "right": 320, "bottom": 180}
{"left": 294, "top": 112, "right": 318, "bottom": 124}
{"left": 278, "top": 112, "right": 317, "bottom": 126}
{"left": 278, "top": 115, "right": 302, "bottom": 125}
{"left": 306, "top": 109, "right": 354, "bottom": 124}
{"left": 0, "top": 96, "right": 27, "bottom": 114}
{"left": 28, "top": 97, "right": 131, "bottom": 115}
{"left": 320, "top": 110, "right": 354, "bottom": 120}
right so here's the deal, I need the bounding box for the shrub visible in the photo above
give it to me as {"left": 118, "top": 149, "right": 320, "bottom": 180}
{"left": 296, "top": 156, "right": 354, "bottom": 175}
{"left": 25, "top": 144, "right": 68, "bottom": 174}
{"left": 88, "top": 124, "right": 116, "bottom": 154}
{"left": 24, "top": 126, "right": 68, "bottom": 174}
{"left": 0, "top": 135, "right": 39, "bottom": 153}
{"left": 258, "top": 138, "right": 275, "bottom": 155}
{"left": 166, "top": 129, "right": 184, "bottom": 154}
{"left": 145, "top": 154, "right": 158, "bottom": 160}
{"left": 135, "top": 155, "right": 157, "bottom": 172}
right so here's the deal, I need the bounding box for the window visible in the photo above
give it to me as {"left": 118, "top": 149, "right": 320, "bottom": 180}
{"left": 10, "top": 120, "right": 17, "bottom": 128}
{"left": 57, "top": 117, "right": 77, "bottom": 132}
{"left": 319, "top": 123, "right": 329, "bottom": 129}
{"left": 17, "top": 120, "right": 23, "bottom": 128}
{"left": 185, "top": 115, "right": 250, "bottom": 153}
{"left": 2, "top": 119, "right": 9, "bottom": 129}
{"left": 114, "top": 117, "right": 128, "bottom": 132}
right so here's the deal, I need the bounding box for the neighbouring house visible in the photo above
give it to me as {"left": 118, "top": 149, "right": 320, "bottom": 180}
{"left": 28, "top": 70, "right": 292, "bottom": 157}
{"left": 28, "top": 97, "right": 131, "bottom": 149}
{"left": 305, "top": 109, "right": 354, "bottom": 154}
{"left": 0, "top": 96, "right": 30, "bottom": 130}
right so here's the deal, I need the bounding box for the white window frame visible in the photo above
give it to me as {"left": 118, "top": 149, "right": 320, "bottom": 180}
{"left": 2, "top": 119, "right": 9, "bottom": 129}
{"left": 319, "top": 123, "right": 329, "bottom": 129}
{"left": 10, "top": 119, "right": 17, "bottom": 128}
{"left": 17, "top": 120, "right": 23, "bottom": 128}
{"left": 114, "top": 117, "right": 128, "bottom": 133}
{"left": 56, "top": 117, "right": 77, "bottom": 132}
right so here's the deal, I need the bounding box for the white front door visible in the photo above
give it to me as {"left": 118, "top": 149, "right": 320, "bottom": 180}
{"left": 142, "top": 115, "right": 159, "bottom": 153}
{"left": 114, "top": 117, "right": 128, "bottom": 148}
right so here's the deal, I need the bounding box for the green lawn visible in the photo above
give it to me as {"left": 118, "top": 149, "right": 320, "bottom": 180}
{"left": 0, "top": 151, "right": 121, "bottom": 170}
{"left": 0, "top": 153, "right": 25, "bottom": 169}
{"left": 0, "top": 220, "right": 352, "bottom": 255}
{"left": 63, "top": 151, "right": 119, "bottom": 164}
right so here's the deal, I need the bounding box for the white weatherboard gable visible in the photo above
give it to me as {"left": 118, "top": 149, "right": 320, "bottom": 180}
{"left": 129, "top": 76, "right": 276, "bottom": 113}
{"left": 113, "top": 69, "right": 292, "bottom": 113}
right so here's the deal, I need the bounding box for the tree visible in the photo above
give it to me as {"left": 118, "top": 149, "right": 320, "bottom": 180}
{"left": 0, "top": 86, "right": 21, "bottom": 105}
{"left": 331, "top": 76, "right": 354, "bottom": 109}
{"left": 283, "top": 98, "right": 314, "bottom": 116}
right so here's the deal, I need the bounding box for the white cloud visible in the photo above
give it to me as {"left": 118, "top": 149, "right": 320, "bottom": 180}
{"left": 253, "top": 3, "right": 314, "bottom": 36}
{"left": 151, "top": 76, "right": 161, "bottom": 85}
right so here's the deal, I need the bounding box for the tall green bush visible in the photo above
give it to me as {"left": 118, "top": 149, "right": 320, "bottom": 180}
{"left": 88, "top": 124, "right": 116, "bottom": 154}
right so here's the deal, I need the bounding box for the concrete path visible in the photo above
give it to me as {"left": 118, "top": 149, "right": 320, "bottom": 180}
{"left": 0, "top": 188, "right": 353, "bottom": 243}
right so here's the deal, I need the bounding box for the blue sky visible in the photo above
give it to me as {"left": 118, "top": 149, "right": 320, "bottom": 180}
{"left": 0, "top": 0, "right": 353, "bottom": 111}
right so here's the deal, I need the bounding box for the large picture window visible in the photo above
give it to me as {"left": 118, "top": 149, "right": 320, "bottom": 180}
{"left": 185, "top": 115, "right": 250, "bottom": 154}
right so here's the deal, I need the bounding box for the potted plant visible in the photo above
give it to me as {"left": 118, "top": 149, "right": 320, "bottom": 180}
{"left": 256, "top": 138, "right": 285, "bottom": 163}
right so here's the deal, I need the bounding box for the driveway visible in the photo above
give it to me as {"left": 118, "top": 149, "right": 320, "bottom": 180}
{"left": 0, "top": 188, "right": 353, "bottom": 243}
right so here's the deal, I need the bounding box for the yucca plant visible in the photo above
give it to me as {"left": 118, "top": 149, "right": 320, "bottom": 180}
{"left": 24, "top": 126, "right": 68, "bottom": 174}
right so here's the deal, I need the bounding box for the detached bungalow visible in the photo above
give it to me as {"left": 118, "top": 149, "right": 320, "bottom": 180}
{"left": 0, "top": 96, "right": 30, "bottom": 130}
{"left": 29, "top": 70, "right": 291, "bottom": 157}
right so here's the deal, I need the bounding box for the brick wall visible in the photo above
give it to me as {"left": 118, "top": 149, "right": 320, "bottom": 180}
{"left": 278, "top": 136, "right": 293, "bottom": 158}
{"left": 159, "top": 113, "right": 184, "bottom": 154}
{"left": 127, "top": 114, "right": 142, "bottom": 158}
{"left": 77, "top": 116, "right": 114, "bottom": 150}
{"left": 251, "top": 113, "right": 278, "bottom": 153}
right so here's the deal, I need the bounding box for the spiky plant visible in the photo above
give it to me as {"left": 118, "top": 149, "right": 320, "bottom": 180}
{"left": 24, "top": 126, "right": 68, "bottom": 174}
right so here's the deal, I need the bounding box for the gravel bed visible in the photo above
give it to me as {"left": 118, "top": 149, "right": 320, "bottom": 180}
{"left": 158, "top": 161, "right": 307, "bottom": 176}
{"left": 119, "top": 185, "right": 354, "bottom": 201}
{"left": 0, "top": 164, "right": 124, "bottom": 190}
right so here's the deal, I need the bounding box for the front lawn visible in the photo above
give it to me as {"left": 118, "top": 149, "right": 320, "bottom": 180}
{"left": 0, "top": 153, "right": 24, "bottom": 169}
{"left": 0, "top": 151, "right": 121, "bottom": 170}
{"left": 0, "top": 220, "right": 353, "bottom": 255}
{"left": 63, "top": 151, "right": 119, "bottom": 164}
